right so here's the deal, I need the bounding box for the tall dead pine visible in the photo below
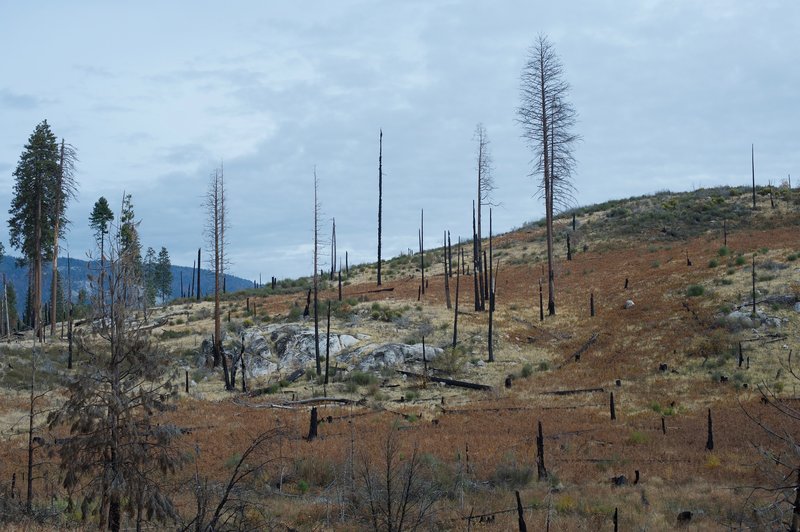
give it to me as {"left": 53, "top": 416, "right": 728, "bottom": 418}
{"left": 377, "top": 129, "right": 383, "bottom": 286}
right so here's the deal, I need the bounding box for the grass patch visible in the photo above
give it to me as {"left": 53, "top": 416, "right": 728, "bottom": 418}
{"left": 686, "top": 284, "right": 705, "bottom": 297}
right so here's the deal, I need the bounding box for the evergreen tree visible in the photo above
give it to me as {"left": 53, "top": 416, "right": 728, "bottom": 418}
{"left": 6, "top": 283, "right": 19, "bottom": 331}
{"left": 48, "top": 224, "right": 184, "bottom": 531}
{"left": 155, "top": 247, "right": 172, "bottom": 304}
{"left": 143, "top": 247, "right": 157, "bottom": 308}
{"left": 89, "top": 196, "right": 114, "bottom": 316}
{"left": 8, "top": 120, "right": 62, "bottom": 339}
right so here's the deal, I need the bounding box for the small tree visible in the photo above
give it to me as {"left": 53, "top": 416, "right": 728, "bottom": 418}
{"left": 89, "top": 196, "right": 114, "bottom": 318}
{"left": 354, "top": 422, "right": 438, "bottom": 531}
{"left": 156, "top": 246, "right": 173, "bottom": 304}
{"left": 49, "top": 213, "right": 184, "bottom": 532}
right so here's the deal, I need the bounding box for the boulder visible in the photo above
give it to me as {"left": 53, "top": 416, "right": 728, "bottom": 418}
{"left": 624, "top": 300, "right": 635, "bottom": 309}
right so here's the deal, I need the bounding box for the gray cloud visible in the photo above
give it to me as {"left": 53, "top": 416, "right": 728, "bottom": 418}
{"left": 0, "top": 88, "right": 41, "bottom": 109}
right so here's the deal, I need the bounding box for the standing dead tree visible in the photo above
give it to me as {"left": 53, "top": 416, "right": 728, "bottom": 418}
{"left": 474, "top": 123, "right": 494, "bottom": 307}
{"left": 377, "top": 129, "right": 384, "bottom": 286}
{"left": 419, "top": 209, "right": 425, "bottom": 296}
{"left": 518, "top": 34, "right": 579, "bottom": 316}
{"left": 50, "top": 139, "right": 77, "bottom": 337}
{"left": 313, "top": 168, "right": 322, "bottom": 376}
{"left": 205, "top": 165, "right": 231, "bottom": 390}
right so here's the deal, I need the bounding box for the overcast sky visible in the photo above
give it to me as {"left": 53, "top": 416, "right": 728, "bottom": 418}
{"left": 1, "top": 1, "right": 797, "bottom": 280}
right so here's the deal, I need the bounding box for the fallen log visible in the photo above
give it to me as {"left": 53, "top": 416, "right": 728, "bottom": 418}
{"left": 285, "top": 368, "right": 306, "bottom": 383}
{"left": 349, "top": 286, "right": 395, "bottom": 296}
{"left": 542, "top": 387, "right": 605, "bottom": 396}
{"left": 560, "top": 332, "right": 599, "bottom": 367}
{"left": 396, "top": 370, "right": 492, "bottom": 391}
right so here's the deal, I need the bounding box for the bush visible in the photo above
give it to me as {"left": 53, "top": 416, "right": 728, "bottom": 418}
{"left": 520, "top": 363, "right": 534, "bottom": 378}
{"left": 491, "top": 454, "right": 533, "bottom": 488}
{"left": 718, "top": 246, "right": 730, "bottom": 256}
{"left": 349, "top": 371, "right": 377, "bottom": 387}
{"left": 708, "top": 259, "right": 719, "bottom": 268}
{"left": 735, "top": 256, "right": 747, "bottom": 266}
{"left": 686, "top": 285, "right": 705, "bottom": 297}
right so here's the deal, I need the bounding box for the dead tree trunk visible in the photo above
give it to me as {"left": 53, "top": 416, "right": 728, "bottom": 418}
{"left": 705, "top": 408, "right": 714, "bottom": 451}
{"left": 610, "top": 392, "right": 616, "bottom": 420}
{"left": 453, "top": 239, "right": 461, "bottom": 349}
{"left": 443, "top": 231, "right": 452, "bottom": 309}
{"left": 472, "top": 202, "right": 483, "bottom": 311}
{"left": 515, "top": 490, "right": 527, "bottom": 532}
{"left": 536, "top": 420, "right": 547, "bottom": 480}
{"left": 419, "top": 209, "right": 425, "bottom": 296}
{"left": 240, "top": 335, "right": 247, "bottom": 393}
{"left": 308, "top": 407, "right": 318, "bottom": 441}
{"left": 196, "top": 248, "right": 201, "bottom": 300}
{"left": 751, "top": 143, "right": 756, "bottom": 210}
{"left": 751, "top": 256, "right": 757, "bottom": 317}
{"left": 324, "top": 301, "right": 331, "bottom": 385}
{"left": 539, "top": 279, "right": 544, "bottom": 322}
{"left": 377, "top": 129, "right": 383, "bottom": 286}
{"left": 447, "top": 231, "right": 453, "bottom": 278}
{"left": 566, "top": 233, "right": 572, "bottom": 261}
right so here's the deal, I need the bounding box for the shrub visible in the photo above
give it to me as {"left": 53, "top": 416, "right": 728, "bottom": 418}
{"left": 349, "top": 371, "right": 377, "bottom": 387}
{"left": 491, "top": 455, "right": 533, "bottom": 488}
{"left": 735, "top": 256, "right": 746, "bottom": 266}
{"left": 718, "top": 246, "right": 730, "bottom": 256}
{"left": 520, "top": 363, "right": 534, "bottom": 378}
{"left": 628, "top": 430, "right": 648, "bottom": 445}
{"left": 686, "top": 284, "right": 705, "bottom": 297}
{"left": 708, "top": 259, "right": 719, "bottom": 268}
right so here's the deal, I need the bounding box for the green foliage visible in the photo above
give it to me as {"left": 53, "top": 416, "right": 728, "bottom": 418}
{"left": 491, "top": 452, "right": 533, "bottom": 488}
{"left": 369, "top": 302, "right": 402, "bottom": 322}
{"left": 628, "top": 430, "right": 648, "bottom": 444}
{"left": 520, "top": 363, "right": 534, "bottom": 378}
{"left": 708, "top": 259, "right": 719, "bottom": 268}
{"left": 686, "top": 284, "right": 705, "bottom": 297}
{"left": 718, "top": 246, "right": 730, "bottom": 256}
{"left": 89, "top": 196, "right": 114, "bottom": 245}
{"left": 735, "top": 255, "right": 746, "bottom": 266}
{"left": 349, "top": 371, "right": 377, "bottom": 387}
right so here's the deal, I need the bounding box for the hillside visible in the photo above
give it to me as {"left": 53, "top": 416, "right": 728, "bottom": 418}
{"left": 1, "top": 185, "right": 799, "bottom": 530}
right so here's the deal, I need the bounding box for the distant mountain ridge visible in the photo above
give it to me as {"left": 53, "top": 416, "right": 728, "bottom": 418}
{"left": 0, "top": 256, "right": 254, "bottom": 313}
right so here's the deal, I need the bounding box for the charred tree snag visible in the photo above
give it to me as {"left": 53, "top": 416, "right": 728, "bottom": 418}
{"left": 240, "top": 335, "right": 247, "bottom": 393}
{"left": 338, "top": 268, "right": 342, "bottom": 302}
{"left": 613, "top": 508, "right": 619, "bottom": 532}
{"left": 706, "top": 408, "right": 714, "bottom": 451}
{"left": 444, "top": 231, "right": 452, "bottom": 309}
{"left": 516, "top": 490, "right": 527, "bottom": 532}
{"left": 419, "top": 209, "right": 425, "bottom": 296}
{"left": 590, "top": 292, "right": 595, "bottom": 317}
{"left": 313, "top": 170, "right": 321, "bottom": 376}
{"left": 472, "top": 202, "right": 481, "bottom": 311}
{"left": 752, "top": 256, "right": 757, "bottom": 317}
{"left": 567, "top": 234, "right": 572, "bottom": 261}
{"left": 196, "top": 248, "right": 201, "bottom": 300}
{"left": 536, "top": 420, "right": 548, "bottom": 480}
{"left": 539, "top": 279, "right": 544, "bottom": 322}
{"left": 308, "top": 407, "right": 318, "bottom": 441}
{"left": 396, "top": 370, "right": 492, "bottom": 391}
{"left": 377, "top": 129, "right": 383, "bottom": 286}
{"left": 453, "top": 239, "right": 461, "bottom": 348}
{"left": 324, "top": 301, "right": 331, "bottom": 385}
{"left": 447, "top": 231, "right": 453, "bottom": 278}
{"left": 751, "top": 143, "right": 756, "bottom": 210}
{"left": 610, "top": 392, "right": 616, "bottom": 420}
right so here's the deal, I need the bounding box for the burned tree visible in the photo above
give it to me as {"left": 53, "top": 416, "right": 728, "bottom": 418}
{"left": 50, "top": 139, "right": 77, "bottom": 336}
{"left": 475, "top": 123, "right": 494, "bottom": 306}
{"left": 313, "top": 168, "right": 322, "bottom": 376}
{"left": 205, "top": 165, "right": 231, "bottom": 389}
{"left": 518, "top": 34, "right": 579, "bottom": 316}
{"left": 377, "top": 129, "right": 384, "bottom": 286}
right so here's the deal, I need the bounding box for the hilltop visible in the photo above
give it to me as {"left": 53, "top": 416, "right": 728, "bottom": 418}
{"left": 1, "top": 184, "right": 798, "bottom": 530}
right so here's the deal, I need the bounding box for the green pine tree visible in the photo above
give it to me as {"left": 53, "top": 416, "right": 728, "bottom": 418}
{"left": 155, "top": 247, "right": 173, "bottom": 304}
{"left": 7, "top": 120, "right": 62, "bottom": 338}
